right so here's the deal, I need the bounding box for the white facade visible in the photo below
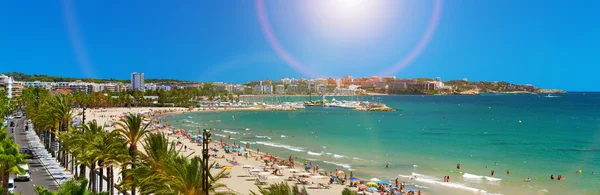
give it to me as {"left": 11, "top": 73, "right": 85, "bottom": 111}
{"left": 131, "top": 72, "right": 145, "bottom": 91}
{"left": 0, "top": 75, "right": 14, "bottom": 98}
{"left": 275, "top": 84, "right": 285, "bottom": 94}
{"left": 263, "top": 85, "right": 273, "bottom": 94}
{"left": 22, "top": 81, "right": 53, "bottom": 89}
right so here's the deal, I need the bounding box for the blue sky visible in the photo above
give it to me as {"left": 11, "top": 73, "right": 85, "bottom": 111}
{"left": 1, "top": 0, "right": 598, "bottom": 91}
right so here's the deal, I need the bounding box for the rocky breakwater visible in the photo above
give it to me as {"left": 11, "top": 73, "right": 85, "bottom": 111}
{"left": 354, "top": 102, "right": 395, "bottom": 111}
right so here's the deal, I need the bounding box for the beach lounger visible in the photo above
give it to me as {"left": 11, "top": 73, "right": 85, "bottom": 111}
{"left": 318, "top": 183, "right": 331, "bottom": 189}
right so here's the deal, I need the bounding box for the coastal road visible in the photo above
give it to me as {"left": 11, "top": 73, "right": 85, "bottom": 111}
{"left": 8, "top": 115, "right": 59, "bottom": 195}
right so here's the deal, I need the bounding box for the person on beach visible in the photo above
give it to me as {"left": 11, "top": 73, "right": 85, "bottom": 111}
{"left": 350, "top": 171, "right": 353, "bottom": 178}
{"left": 395, "top": 178, "right": 398, "bottom": 187}
{"left": 491, "top": 170, "right": 495, "bottom": 176}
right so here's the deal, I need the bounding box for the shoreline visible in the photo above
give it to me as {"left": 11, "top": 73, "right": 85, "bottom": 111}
{"left": 81, "top": 106, "right": 595, "bottom": 195}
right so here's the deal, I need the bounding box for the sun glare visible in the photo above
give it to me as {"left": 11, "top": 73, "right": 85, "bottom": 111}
{"left": 303, "top": 0, "right": 398, "bottom": 45}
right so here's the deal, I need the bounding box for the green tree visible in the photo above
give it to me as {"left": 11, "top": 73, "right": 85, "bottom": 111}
{"left": 34, "top": 178, "right": 108, "bottom": 195}
{"left": 0, "top": 128, "right": 27, "bottom": 195}
{"left": 115, "top": 114, "right": 151, "bottom": 195}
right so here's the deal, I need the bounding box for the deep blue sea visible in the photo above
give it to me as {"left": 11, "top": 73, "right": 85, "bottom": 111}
{"left": 162, "top": 93, "right": 600, "bottom": 194}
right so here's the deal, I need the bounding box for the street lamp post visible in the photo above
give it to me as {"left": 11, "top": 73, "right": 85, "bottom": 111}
{"left": 202, "top": 128, "right": 211, "bottom": 195}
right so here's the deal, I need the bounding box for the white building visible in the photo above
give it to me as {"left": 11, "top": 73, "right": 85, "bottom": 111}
{"left": 316, "top": 84, "right": 326, "bottom": 93}
{"left": 263, "top": 85, "right": 273, "bottom": 94}
{"left": 131, "top": 72, "right": 145, "bottom": 91}
{"left": 288, "top": 84, "right": 298, "bottom": 92}
{"left": 275, "top": 84, "right": 285, "bottom": 94}
{"left": 22, "top": 81, "right": 53, "bottom": 90}
{"left": 280, "top": 78, "right": 293, "bottom": 85}
{"left": 0, "top": 75, "right": 15, "bottom": 98}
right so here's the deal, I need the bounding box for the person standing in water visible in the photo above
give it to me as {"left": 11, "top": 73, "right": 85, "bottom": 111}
{"left": 386, "top": 163, "right": 389, "bottom": 168}
{"left": 491, "top": 170, "right": 495, "bottom": 176}
{"left": 457, "top": 164, "right": 461, "bottom": 170}
{"left": 507, "top": 169, "right": 510, "bottom": 175}
{"left": 550, "top": 174, "right": 554, "bottom": 180}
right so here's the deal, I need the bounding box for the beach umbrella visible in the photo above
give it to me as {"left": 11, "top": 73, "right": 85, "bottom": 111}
{"left": 304, "top": 164, "right": 312, "bottom": 168}
{"left": 366, "top": 182, "right": 378, "bottom": 187}
{"left": 349, "top": 177, "right": 359, "bottom": 181}
{"left": 367, "top": 187, "right": 378, "bottom": 192}
{"left": 243, "top": 165, "right": 252, "bottom": 168}
{"left": 258, "top": 172, "right": 271, "bottom": 175}
{"left": 358, "top": 184, "right": 367, "bottom": 189}
{"left": 377, "top": 181, "right": 389, "bottom": 185}
{"left": 370, "top": 178, "right": 380, "bottom": 182}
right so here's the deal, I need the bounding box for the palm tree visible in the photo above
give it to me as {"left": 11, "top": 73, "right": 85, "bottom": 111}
{"left": 0, "top": 128, "right": 27, "bottom": 195}
{"left": 115, "top": 113, "right": 151, "bottom": 195}
{"left": 34, "top": 178, "right": 109, "bottom": 195}
{"left": 250, "top": 182, "right": 308, "bottom": 195}
{"left": 342, "top": 188, "right": 359, "bottom": 195}
{"left": 120, "top": 133, "right": 233, "bottom": 195}
{"left": 87, "top": 129, "right": 128, "bottom": 193}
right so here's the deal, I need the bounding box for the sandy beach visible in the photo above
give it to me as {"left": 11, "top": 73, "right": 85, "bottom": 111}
{"left": 78, "top": 107, "right": 367, "bottom": 195}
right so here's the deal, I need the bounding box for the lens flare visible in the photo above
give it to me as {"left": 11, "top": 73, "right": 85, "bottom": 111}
{"left": 256, "top": 0, "right": 442, "bottom": 77}
{"left": 62, "top": 0, "right": 97, "bottom": 78}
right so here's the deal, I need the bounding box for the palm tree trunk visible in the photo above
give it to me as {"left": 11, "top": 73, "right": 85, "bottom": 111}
{"left": 109, "top": 167, "right": 114, "bottom": 195}
{"left": 79, "top": 163, "right": 86, "bottom": 179}
{"left": 89, "top": 164, "right": 95, "bottom": 192}
{"left": 2, "top": 172, "right": 9, "bottom": 195}
{"left": 99, "top": 161, "right": 104, "bottom": 192}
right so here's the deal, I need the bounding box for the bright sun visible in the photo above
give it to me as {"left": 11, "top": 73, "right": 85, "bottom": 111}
{"left": 303, "top": 0, "right": 398, "bottom": 45}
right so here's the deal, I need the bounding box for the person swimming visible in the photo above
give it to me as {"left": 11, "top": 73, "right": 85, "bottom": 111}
{"left": 550, "top": 174, "right": 554, "bottom": 180}
{"left": 457, "top": 163, "right": 461, "bottom": 170}
{"left": 524, "top": 178, "right": 531, "bottom": 182}
{"left": 386, "top": 163, "right": 389, "bottom": 168}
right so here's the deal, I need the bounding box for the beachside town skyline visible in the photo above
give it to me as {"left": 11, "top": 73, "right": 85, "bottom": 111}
{"left": 0, "top": 72, "right": 563, "bottom": 99}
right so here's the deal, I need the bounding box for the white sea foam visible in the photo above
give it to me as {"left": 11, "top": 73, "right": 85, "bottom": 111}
{"left": 326, "top": 152, "right": 332, "bottom": 155}
{"left": 307, "top": 151, "right": 323, "bottom": 156}
{"left": 333, "top": 154, "right": 345, "bottom": 158}
{"left": 399, "top": 173, "right": 499, "bottom": 195}
{"left": 245, "top": 128, "right": 250, "bottom": 131}
{"left": 280, "top": 135, "right": 287, "bottom": 138}
{"left": 414, "top": 185, "right": 429, "bottom": 189}
{"left": 322, "top": 161, "right": 351, "bottom": 169}
{"left": 463, "top": 173, "right": 502, "bottom": 182}
{"left": 223, "top": 130, "right": 239, "bottom": 134}
{"left": 254, "top": 141, "right": 304, "bottom": 152}
{"left": 352, "top": 157, "right": 361, "bottom": 160}
{"left": 213, "top": 133, "right": 227, "bottom": 138}
{"left": 463, "top": 173, "right": 484, "bottom": 180}
{"left": 255, "top": 135, "right": 272, "bottom": 139}
{"left": 239, "top": 141, "right": 256, "bottom": 145}
{"left": 484, "top": 176, "right": 502, "bottom": 182}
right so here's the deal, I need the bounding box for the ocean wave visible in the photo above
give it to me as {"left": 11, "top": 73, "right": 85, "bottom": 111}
{"left": 414, "top": 185, "right": 429, "bottom": 189}
{"left": 245, "top": 128, "right": 250, "bottom": 131}
{"left": 280, "top": 135, "right": 287, "bottom": 138}
{"left": 323, "top": 161, "right": 351, "bottom": 169}
{"left": 399, "top": 173, "right": 499, "bottom": 195}
{"left": 223, "top": 130, "right": 239, "bottom": 134}
{"left": 239, "top": 141, "right": 256, "bottom": 145}
{"left": 326, "top": 152, "right": 332, "bottom": 155}
{"left": 352, "top": 157, "right": 361, "bottom": 160}
{"left": 255, "top": 135, "right": 272, "bottom": 139}
{"left": 463, "top": 173, "right": 501, "bottom": 182}
{"left": 333, "top": 154, "right": 345, "bottom": 158}
{"left": 307, "top": 151, "right": 323, "bottom": 156}
{"left": 255, "top": 141, "right": 304, "bottom": 152}
{"left": 213, "top": 133, "right": 227, "bottom": 138}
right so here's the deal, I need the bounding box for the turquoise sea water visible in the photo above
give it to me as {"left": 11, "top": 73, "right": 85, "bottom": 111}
{"left": 162, "top": 93, "right": 600, "bottom": 194}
